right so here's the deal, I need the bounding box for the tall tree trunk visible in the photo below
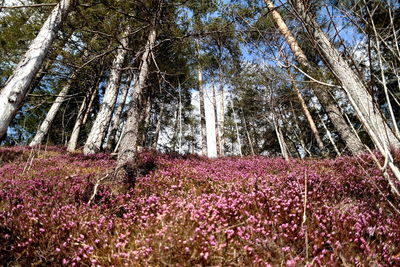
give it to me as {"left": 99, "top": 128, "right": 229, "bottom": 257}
{"left": 137, "top": 94, "right": 152, "bottom": 147}
{"left": 152, "top": 101, "right": 165, "bottom": 149}
{"left": 288, "top": 0, "right": 400, "bottom": 151}
{"left": 230, "top": 98, "right": 242, "bottom": 157}
{"left": 0, "top": 0, "right": 75, "bottom": 139}
{"left": 290, "top": 102, "right": 312, "bottom": 157}
{"left": 211, "top": 76, "right": 221, "bottom": 156}
{"left": 171, "top": 109, "right": 179, "bottom": 151}
{"left": 106, "top": 73, "right": 133, "bottom": 151}
{"left": 218, "top": 68, "right": 225, "bottom": 156}
{"left": 196, "top": 39, "right": 208, "bottom": 156}
{"left": 241, "top": 109, "right": 255, "bottom": 155}
{"left": 265, "top": 0, "right": 365, "bottom": 155}
{"left": 272, "top": 112, "right": 289, "bottom": 160}
{"left": 318, "top": 113, "right": 341, "bottom": 156}
{"left": 29, "top": 71, "right": 77, "bottom": 146}
{"left": 67, "top": 69, "right": 103, "bottom": 152}
{"left": 117, "top": 24, "right": 157, "bottom": 171}
{"left": 289, "top": 70, "right": 326, "bottom": 155}
{"left": 83, "top": 26, "right": 130, "bottom": 155}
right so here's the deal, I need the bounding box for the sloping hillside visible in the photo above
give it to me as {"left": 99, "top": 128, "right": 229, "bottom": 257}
{"left": 1, "top": 147, "right": 400, "bottom": 266}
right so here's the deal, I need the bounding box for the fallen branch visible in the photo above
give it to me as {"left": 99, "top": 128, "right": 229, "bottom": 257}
{"left": 87, "top": 174, "right": 110, "bottom": 205}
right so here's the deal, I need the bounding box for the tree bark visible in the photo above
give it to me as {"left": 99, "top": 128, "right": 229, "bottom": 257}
{"left": 196, "top": 39, "right": 208, "bottom": 156}
{"left": 152, "top": 101, "right": 165, "bottom": 149}
{"left": 265, "top": 0, "right": 365, "bottom": 155}
{"left": 29, "top": 71, "right": 77, "bottom": 146}
{"left": 289, "top": 71, "right": 326, "bottom": 155}
{"left": 0, "top": 0, "right": 75, "bottom": 139}
{"left": 67, "top": 69, "right": 103, "bottom": 152}
{"left": 241, "top": 109, "right": 255, "bottom": 155}
{"left": 83, "top": 26, "right": 130, "bottom": 155}
{"left": 117, "top": 24, "right": 157, "bottom": 168}
{"left": 219, "top": 68, "right": 225, "bottom": 156}
{"left": 230, "top": 98, "right": 242, "bottom": 157}
{"left": 272, "top": 112, "right": 289, "bottom": 160}
{"left": 137, "top": 94, "right": 152, "bottom": 147}
{"left": 211, "top": 76, "right": 221, "bottom": 156}
{"left": 289, "top": 0, "right": 400, "bottom": 151}
{"left": 106, "top": 73, "right": 133, "bottom": 151}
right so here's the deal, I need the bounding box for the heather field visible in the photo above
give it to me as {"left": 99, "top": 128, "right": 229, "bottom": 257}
{"left": 1, "top": 147, "right": 400, "bottom": 266}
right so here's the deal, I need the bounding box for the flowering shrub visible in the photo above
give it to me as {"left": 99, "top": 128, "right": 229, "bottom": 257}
{"left": 1, "top": 147, "right": 399, "bottom": 266}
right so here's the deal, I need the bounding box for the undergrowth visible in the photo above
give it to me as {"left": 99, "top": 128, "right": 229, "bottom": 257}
{"left": 0, "top": 146, "right": 399, "bottom": 266}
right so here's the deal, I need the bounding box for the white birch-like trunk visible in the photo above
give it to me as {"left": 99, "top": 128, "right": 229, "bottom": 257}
{"left": 273, "top": 113, "right": 289, "bottom": 160}
{"left": 196, "top": 39, "right": 208, "bottom": 156}
{"left": 290, "top": 74, "right": 326, "bottom": 155}
{"left": 106, "top": 73, "right": 133, "bottom": 150}
{"left": 67, "top": 71, "right": 101, "bottom": 152}
{"left": 117, "top": 25, "right": 157, "bottom": 166}
{"left": 211, "top": 76, "right": 221, "bottom": 156}
{"left": 29, "top": 71, "right": 77, "bottom": 146}
{"left": 83, "top": 26, "right": 130, "bottom": 155}
{"left": 0, "top": 0, "right": 74, "bottom": 139}
{"left": 219, "top": 68, "right": 225, "bottom": 156}
{"left": 152, "top": 101, "right": 165, "bottom": 149}
{"left": 230, "top": 98, "right": 242, "bottom": 157}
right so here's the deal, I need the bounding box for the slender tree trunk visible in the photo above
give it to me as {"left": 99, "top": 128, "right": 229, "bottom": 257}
{"left": 265, "top": 0, "right": 365, "bottom": 155}
{"left": 178, "top": 83, "right": 183, "bottom": 154}
{"left": 241, "top": 109, "right": 255, "bottom": 155}
{"left": 152, "top": 101, "right": 165, "bottom": 149}
{"left": 83, "top": 26, "right": 130, "bottom": 155}
{"left": 211, "top": 76, "right": 221, "bottom": 156}
{"left": 106, "top": 73, "right": 133, "bottom": 151}
{"left": 290, "top": 102, "right": 312, "bottom": 157}
{"left": 29, "top": 71, "right": 77, "bottom": 146}
{"left": 289, "top": 71, "right": 326, "bottom": 155}
{"left": 171, "top": 109, "right": 179, "bottom": 151}
{"left": 137, "top": 94, "right": 152, "bottom": 147}
{"left": 272, "top": 112, "right": 289, "bottom": 160}
{"left": 319, "top": 113, "right": 341, "bottom": 156}
{"left": 230, "top": 98, "right": 242, "bottom": 157}
{"left": 196, "top": 39, "right": 208, "bottom": 156}
{"left": 117, "top": 24, "right": 157, "bottom": 170}
{"left": 218, "top": 67, "right": 225, "bottom": 156}
{"left": 67, "top": 69, "right": 103, "bottom": 152}
{"left": 0, "top": 0, "right": 75, "bottom": 139}
{"left": 289, "top": 0, "right": 400, "bottom": 151}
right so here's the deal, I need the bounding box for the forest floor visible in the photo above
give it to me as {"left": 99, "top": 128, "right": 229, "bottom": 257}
{"left": 1, "top": 146, "right": 400, "bottom": 266}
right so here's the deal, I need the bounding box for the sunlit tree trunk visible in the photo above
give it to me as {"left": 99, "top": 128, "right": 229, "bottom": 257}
{"left": 67, "top": 69, "right": 103, "bottom": 152}
{"left": 152, "top": 101, "right": 165, "bottom": 149}
{"left": 272, "top": 112, "right": 289, "bottom": 160}
{"left": 29, "top": 71, "right": 77, "bottom": 146}
{"left": 241, "top": 109, "right": 255, "bottom": 155}
{"left": 137, "top": 94, "right": 152, "bottom": 147}
{"left": 0, "top": 0, "right": 75, "bottom": 139}
{"left": 84, "top": 26, "right": 130, "bottom": 155}
{"left": 230, "top": 98, "right": 242, "bottom": 157}
{"left": 117, "top": 24, "right": 157, "bottom": 169}
{"left": 196, "top": 39, "right": 208, "bottom": 156}
{"left": 287, "top": 67, "right": 326, "bottom": 155}
{"left": 265, "top": 0, "right": 365, "bottom": 155}
{"left": 211, "top": 76, "right": 221, "bottom": 156}
{"left": 219, "top": 68, "right": 225, "bottom": 156}
{"left": 106, "top": 73, "right": 133, "bottom": 151}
